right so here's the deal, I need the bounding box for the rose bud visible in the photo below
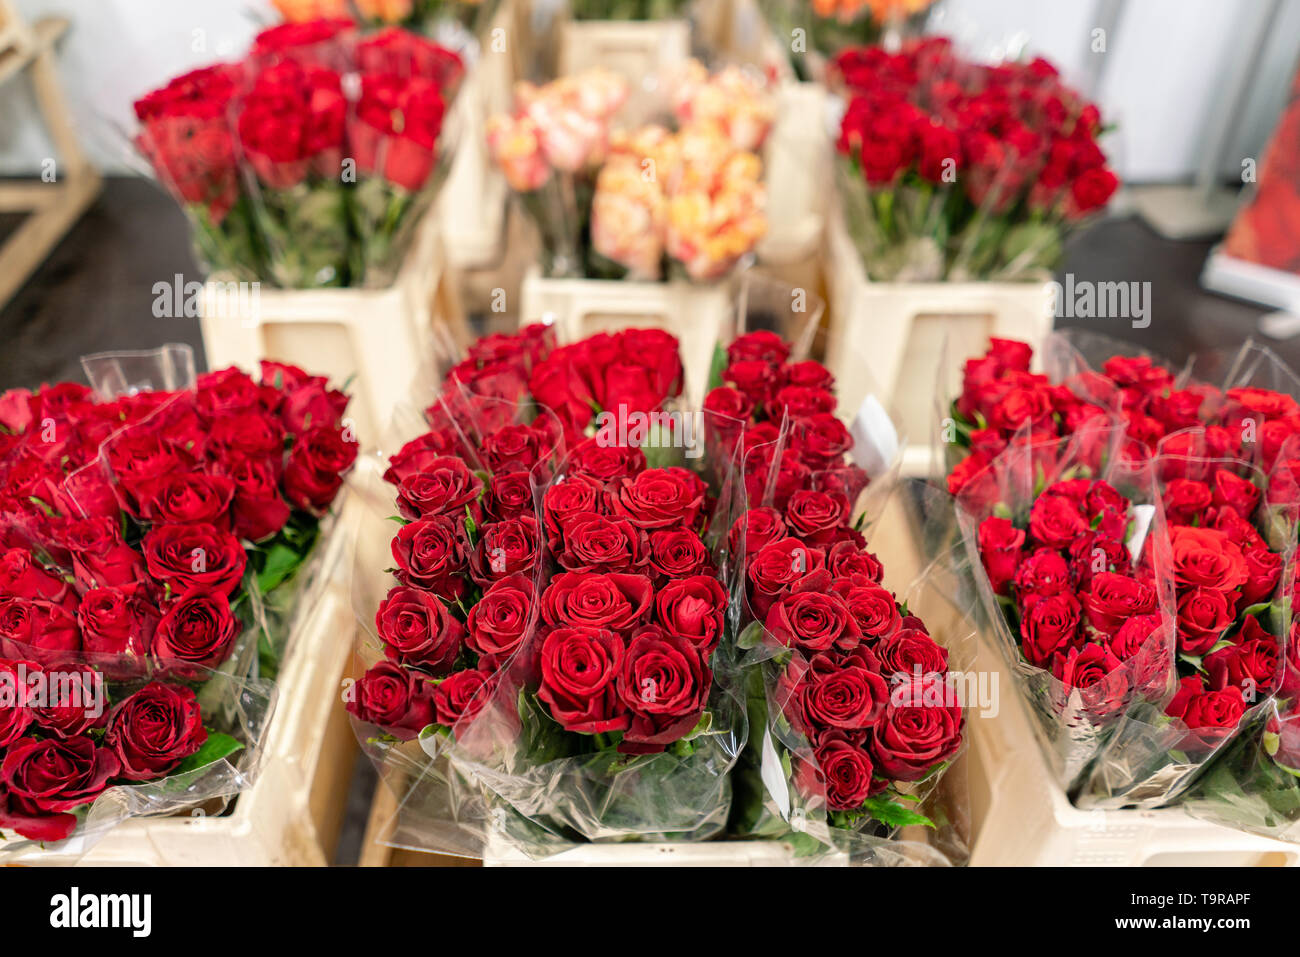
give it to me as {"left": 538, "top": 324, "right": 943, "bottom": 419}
{"left": 537, "top": 626, "right": 629, "bottom": 734}
{"left": 831, "top": 581, "right": 901, "bottom": 643}
{"left": 727, "top": 507, "right": 786, "bottom": 559}
{"left": 655, "top": 575, "right": 728, "bottom": 653}
{"left": 375, "top": 585, "right": 464, "bottom": 675}
{"left": 1175, "top": 585, "right": 1235, "bottom": 656}
{"left": 104, "top": 682, "right": 208, "bottom": 780}
{"left": 765, "top": 588, "right": 862, "bottom": 654}
{"left": 1165, "top": 675, "right": 1246, "bottom": 745}
{"left": 283, "top": 424, "right": 358, "bottom": 511}
{"left": 395, "top": 456, "right": 484, "bottom": 521}
{"left": 432, "top": 668, "right": 495, "bottom": 729}
{"left": 611, "top": 467, "right": 707, "bottom": 531}
{"left": 541, "top": 572, "right": 653, "bottom": 634}
{"left": 1019, "top": 591, "right": 1082, "bottom": 668}
{"left": 556, "top": 512, "right": 647, "bottom": 574}
{"left": 797, "top": 650, "right": 889, "bottom": 731}
{"left": 801, "top": 734, "right": 880, "bottom": 810}
{"left": 484, "top": 470, "right": 534, "bottom": 522}
{"left": 0, "top": 734, "right": 120, "bottom": 815}
{"left": 153, "top": 588, "right": 240, "bottom": 676}
{"left": 216, "top": 453, "right": 292, "bottom": 543}
{"left": 143, "top": 522, "right": 247, "bottom": 597}
{"left": 391, "top": 515, "right": 468, "bottom": 600}
{"left": 977, "top": 516, "right": 1025, "bottom": 595}
{"left": 30, "top": 664, "right": 106, "bottom": 739}
{"left": 347, "top": 661, "right": 436, "bottom": 740}
{"left": 647, "top": 529, "right": 713, "bottom": 581}
{"left": 1051, "top": 642, "right": 1128, "bottom": 720}
{"left": 0, "top": 597, "right": 81, "bottom": 664}
{"left": 1205, "top": 617, "right": 1280, "bottom": 698}
{"left": 134, "top": 471, "right": 236, "bottom": 528}
{"left": 870, "top": 672, "right": 963, "bottom": 781}
{"left": 617, "top": 627, "right": 711, "bottom": 754}
{"left": 471, "top": 515, "right": 541, "bottom": 586}
{"left": 466, "top": 574, "right": 537, "bottom": 661}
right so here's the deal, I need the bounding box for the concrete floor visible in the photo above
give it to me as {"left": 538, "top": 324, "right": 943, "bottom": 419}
{"left": 0, "top": 176, "right": 1283, "bottom": 865}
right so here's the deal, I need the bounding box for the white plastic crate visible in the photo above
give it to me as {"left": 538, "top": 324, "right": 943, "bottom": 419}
{"left": 520, "top": 266, "right": 731, "bottom": 407}
{"left": 200, "top": 210, "right": 450, "bottom": 443}
{"left": 482, "top": 834, "right": 848, "bottom": 866}
{"left": 759, "top": 81, "right": 828, "bottom": 271}
{"left": 21, "top": 497, "right": 361, "bottom": 866}
{"left": 966, "top": 633, "right": 1300, "bottom": 867}
{"left": 556, "top": 19, "right": 690, "bottom": 127}
{"left": 823, "top": 208, "right": 1055, "bottom": 478}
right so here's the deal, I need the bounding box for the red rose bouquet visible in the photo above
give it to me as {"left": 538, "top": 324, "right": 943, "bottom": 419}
{"left": 833, "top": 37, "right": 1120, "bottom": 280}
{"left": 0, "top": 346, "right": 356, "bottom": 851}
{"left": 701, "top": 328, "right": 967, "bottom": 861}
{"left": 955, "top": 413, "right": 1179, "bottom": 791}
{"left": 759, "top": 0, "right": 937, "bottom": 82}
{"left": 349, "top": 323, "right": 751, "bottom": 856}
{"left": 133, "top": 18, "right": 464, "bottom": 288}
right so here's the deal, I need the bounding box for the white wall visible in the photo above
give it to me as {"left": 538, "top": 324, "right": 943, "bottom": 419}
{"left": 0, "top": 0, "right": 1297, "bottom": 182}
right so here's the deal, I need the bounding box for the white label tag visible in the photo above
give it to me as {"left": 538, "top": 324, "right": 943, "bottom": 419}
{"left": 760, "top": 727, "right": 791, "bottom": 821}
{"left": 849, "top": 394, "right": 899, "bottom": 479}
{"left": 1127, "top": 504, "right": 1156, "bottom": 562}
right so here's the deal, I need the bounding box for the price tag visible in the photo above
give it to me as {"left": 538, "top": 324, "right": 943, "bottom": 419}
{"left": 1127, "top": 503, "right": 1156, "bottom": 561}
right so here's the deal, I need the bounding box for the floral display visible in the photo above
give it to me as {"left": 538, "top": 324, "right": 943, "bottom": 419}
{"left": 833, "top": 37, "right": 1119, "bottom": 280}
{"left": 488, "top": 62, "right": 769, "bottom": 281}
{"left": 0, "top": 355, "right": 356, "bottom": 843}
{"left": 133, "top": 18, "right": 464, "bottom": 287}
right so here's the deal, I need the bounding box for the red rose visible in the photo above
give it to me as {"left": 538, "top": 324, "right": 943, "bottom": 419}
{"left": 1107, "top": 612, "right": 1161, "bottom": 660}
{"left": 466, "top": 574, "right": 536, "bottom": 661}
{"left": 1175, "top": 586, "right": 1235, "bottom": 656}
{"left": 1028, "top": 493, "right": 1088, "bottom": 549}
{"left": 871, "top": 673, "right": 963, "bottom": 782}
{"left": 143, "top": 523, "right": 247, "bottom": 596}
{"left": 780, "top": 359, "right": 835, "bottom": 392}
{"left": 432, "top": 668, "right": 494, "bottom": 728}
{"left": 555, "top": 511, "right": 647, "bottom": 574}
{"left": 346, "top": 661, "right": 436, "bottom": 740}
{"left": 825, "top": 540, "right": 883, "bottom": 583}
{"left": 832, "top": 581, "right": 901, "bottom": 642}
{"left": 1240, "top": 544, "right": 1282, "bottom": 606}
{"left": 484, "top": 471, "right": 534, "bottom": 522}
{"left": 395, "top": 456, "right": 484, "bottom": 521}
{"left": 617, "top": 627, "right": 710, "bottom": 754}
{"left": 384, "top": 430, "right": 460, "bottom": 486}
{"left": 215, "top": 453, "right": 292, "bottom": 542}
{"left": 0, "top": 659, "right": 37, "bottom": 747}
{"left": 654, "top": 575, "right": 727, "bottom": 653}
{"left": 471, "top": 516, "right": 540, "bottom": 585}
{"left": 1083, "top": 572, "right": 1157, "bottom": 635}
{"left": 478, "top": 423, "right": 550, "bottom": 474}
{"left": 375, "top": 585, "right": 463, "bottom": 674}
{"left": 104, "top": 682, "right": 207, "bottom": 781}
{"left": 789, "top": 414, "right": 854, "bottom": 469}
{"left": 611, "top": 467, "right": 706, "bottom": 531}
{"left": 542, "top": 473, "right": 610, "bottom": 549}
{"left": 1211, "top": 469, "right": 1261, "bottom": 517}
{"left": 0, "top": 548, "right": 73, "bottom": 606}
{"left": 537, "top": 626, "right": 628, "bottom": 734}
{"left": 284, "top": 424, "right": 357, "bottom": 511}
{"left": 723, "top": 359, "right": 777, "bottom": 405}
{"left": 63, "top": 517, "right": 148, "bottom": 593}
{"left": 1, "top": 733, "right": 120, "bottom": 814}
{"left": 875, "top": 628, "right": 949, "bottom": 679}
{"left": 1169, "top": 526, "right": 1248, "bottom": 592}
{"left": 1205, "top": 617, "right": 1280, "bottom": 698}
{"left": 796, "top": 651, "right": 889, "bottom": 732}
{"left": 30, "top": 664, "right": 105, "bottom": 739}
{"left": 1162, "top": 478, "right": 1212, "bottom": 526}
{"left": 785, "top": 489, "right": 851, "bottom": 545}
{"left": 1013, "top": 547, "right": 1072, "bottom": 597}
{"left": 391, "top": 515, "right": 468, "bottom": 600}
{"left": 1052, "top": 642, "right": 1128, "bottom": 720}
{"left": 727, "top": 330, "right": 790, "bottom": 366}
{"left": 1165, "top": 675, "right": 1245, "bottom": 743}
{"left": 153, "top": 588, "right": 240, "bottom": 676}
{"left": 1019, "top": 591, "right": 1082, "bottom": 667}
{"left": 646, "top": 528, "right": 713, "bottom": 581}
{"left": 798, "top": 734, "right": 880, "bottom": 810}
{"left": 540, "top": 572, "right": 653, "bottom": 633}
{"left": 727, "top": 507, "right": 786, "bottom": 558}
{"left": 765, "top": 588, "right": 862, "bottom": 653}
{"left": 977, "top": 516, "right": 1025, "bottom": 595}
{"left": 0, "top": 598, "right": 81, "bottom": 663}
{"left": 702, "top": 386, "right": 755, "bottom": 436}
{"left": 134, "top": 471, "right": 236, "bottom": 528}
{"left": 747, "top": 538, "right": 824, "bottom": 617}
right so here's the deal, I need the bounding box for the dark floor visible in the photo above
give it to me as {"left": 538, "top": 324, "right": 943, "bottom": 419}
{"left": 0, "top": 177, "right": 1282, "bottom": 865}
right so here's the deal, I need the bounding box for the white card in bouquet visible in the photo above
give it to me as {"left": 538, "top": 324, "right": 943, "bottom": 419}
{"left": 849, "top": 394, "right": 899, "bottom": 480}
{"left": 1127, "top": 503, "right": 1156, "bottom": 562}
{"left": 760, "top": 727, "right": 792, "bottom": 821}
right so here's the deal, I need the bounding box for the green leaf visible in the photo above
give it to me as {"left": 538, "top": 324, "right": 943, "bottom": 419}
{"left": 174, "top": 731, "right": 244, "bottom": 776}
{"left": 680, "top": 710, "right": 713, "bottom": 742}
{"left": 464, "top": 508, "right": 477, "bottom": 545}
{"left": 736, "top": 620, "right": 765, "bottom": 650}
{"left": 861, "top": 795, "right": 935, "bottom": 829}
{"left": 257, "top": 540, "right": 305, "bottom": 594}
{"left": 706, "top": 343, "right": 728, "bottom": 393}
